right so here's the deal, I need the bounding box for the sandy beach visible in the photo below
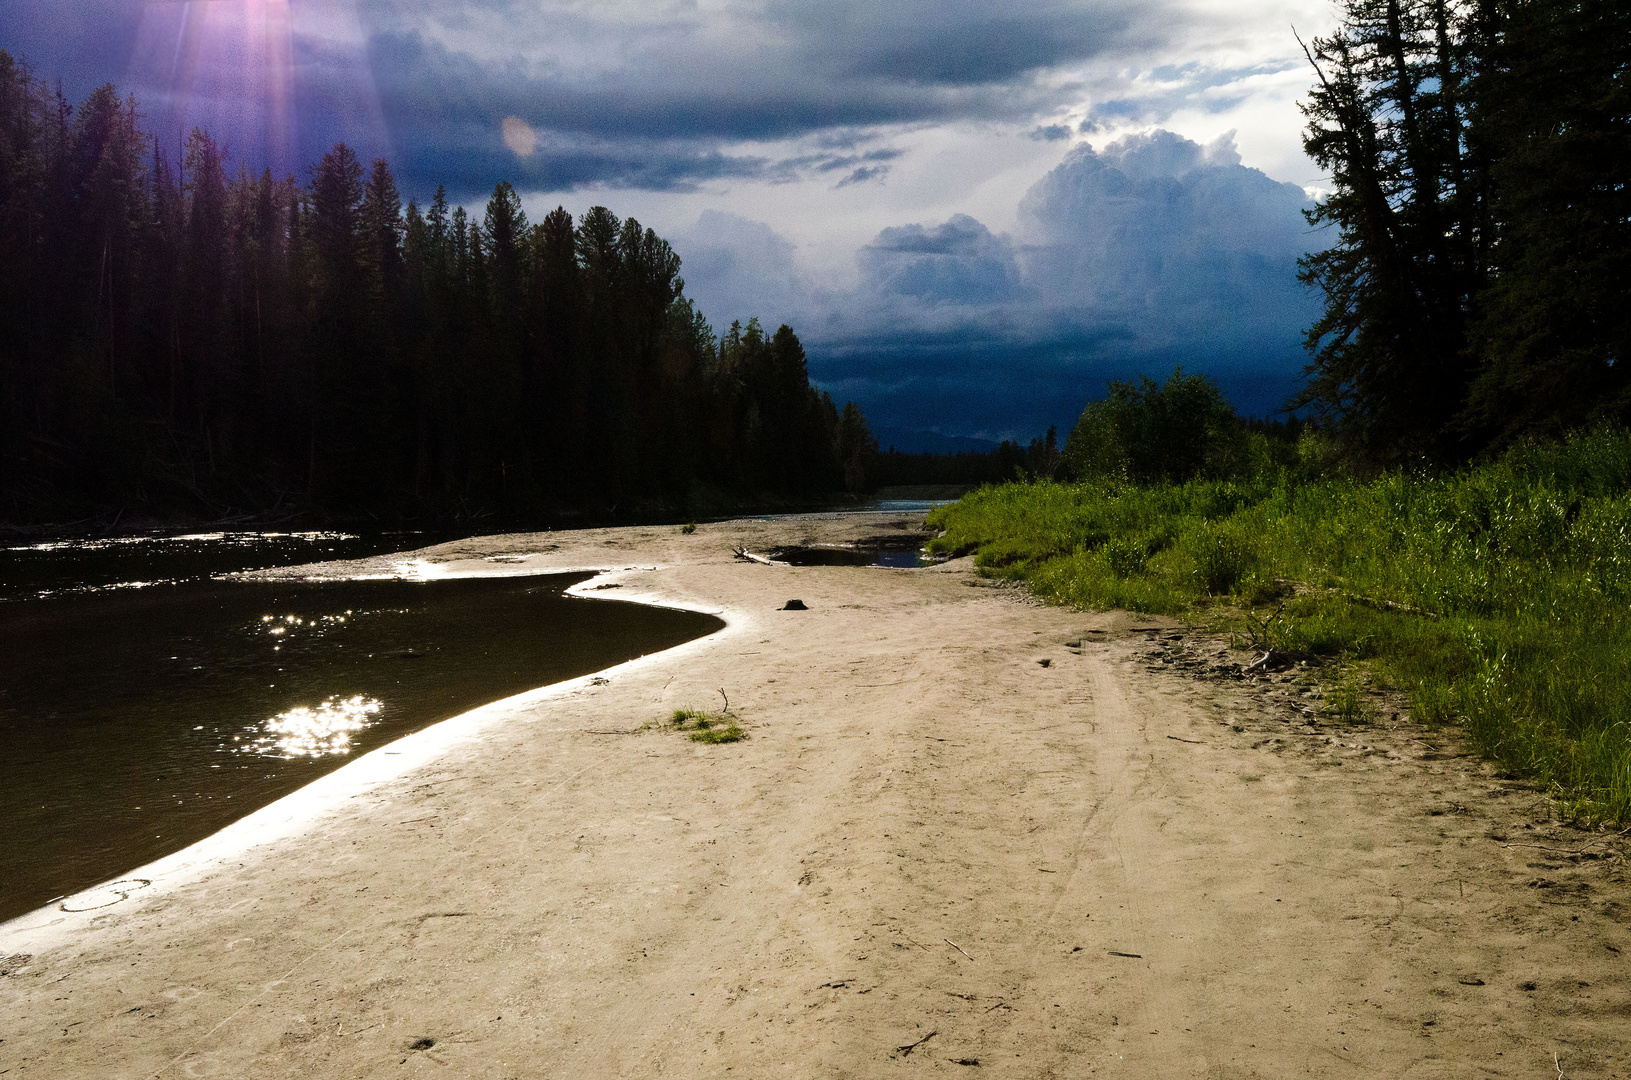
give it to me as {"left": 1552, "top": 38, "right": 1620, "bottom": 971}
{"left": 2, "top": 511, "right": 1627, "bottom": 1078}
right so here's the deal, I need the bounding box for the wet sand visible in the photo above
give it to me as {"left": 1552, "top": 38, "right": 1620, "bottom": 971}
{"left": 2, "top": 512, "right": 1627, "bottom": 1078}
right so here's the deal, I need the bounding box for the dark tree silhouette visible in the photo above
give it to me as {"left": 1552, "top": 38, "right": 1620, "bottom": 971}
{"left": 0, "top": 55, "right": 877, "bottom": 526}
{"left": 1294, "top": 0, "right": 1630, "bottom": 462}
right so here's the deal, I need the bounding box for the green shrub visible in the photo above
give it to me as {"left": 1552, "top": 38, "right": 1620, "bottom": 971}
{"left": 1102, "top": 537, "right": 1148, "bottom": 578}
{"left": 1191, "top": 524, "right": 1260, "bottom": 594}
{"left": 1060, "top": 367, "right": 1257, "bottom": 484}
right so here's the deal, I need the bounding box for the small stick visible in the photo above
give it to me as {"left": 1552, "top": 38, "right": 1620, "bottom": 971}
{"left": 718, "top": 688, "right": 731, "bottom": 716}
{"left": 1166, "top": 735, "right": 1202, "bottom": 744}
{"left": 896, "top": 1031, "right": 937, "bottom": 1056}
{"left": 585, "top": 729, "right": 640, "bottom": 735}
{"left": 1502, "top": 842, "right": 1619, "bottom": 857}
{"left": 1108, "top": 950, "right": 1143, "bottom": 958}
{"left": 945, "top": 938, "right": 975, "bottom": 960}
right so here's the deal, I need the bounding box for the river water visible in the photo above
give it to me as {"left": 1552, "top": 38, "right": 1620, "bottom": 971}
{"left": 0, "top": 533, "right": 722, "bottom": 922}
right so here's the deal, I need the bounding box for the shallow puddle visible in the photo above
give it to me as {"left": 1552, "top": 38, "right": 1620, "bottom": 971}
{"left": 769, "top": 536, "right": 930, "bottom": 568}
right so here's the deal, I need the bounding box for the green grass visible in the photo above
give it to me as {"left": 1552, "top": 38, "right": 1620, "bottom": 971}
{"left": 1322, "top": 662, "right": 1378, "bottom": 725}
{"left": 927, "top": 426, "right": 1631, "bottom": 823}
{"left": 669, "top": 707, "right": 745, "bottom": 744}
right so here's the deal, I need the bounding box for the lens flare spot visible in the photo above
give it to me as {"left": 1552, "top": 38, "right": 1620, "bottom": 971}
{"left": 502, "top": 116, "right": 537, "bottom": 157}
{"left": 248, "top": 695, "right": 382, "bottom": 758}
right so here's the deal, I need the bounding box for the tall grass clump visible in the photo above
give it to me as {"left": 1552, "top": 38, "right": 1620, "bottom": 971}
{"left": 927, "top": 425, "right": 1631, "bottom": 822}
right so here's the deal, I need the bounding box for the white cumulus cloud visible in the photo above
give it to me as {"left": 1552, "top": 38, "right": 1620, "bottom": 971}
{"left": 674, "top": 129, "right": 1324, "bottom": 439}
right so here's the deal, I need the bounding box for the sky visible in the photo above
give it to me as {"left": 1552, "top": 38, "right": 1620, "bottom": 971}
{"left": 0, "top": 0, "right": 1340, "bottom": 445}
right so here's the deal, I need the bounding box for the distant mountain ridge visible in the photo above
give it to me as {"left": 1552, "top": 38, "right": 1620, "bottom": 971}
{"left": 874, "top": 428, "right": 1002, "bottom": 455}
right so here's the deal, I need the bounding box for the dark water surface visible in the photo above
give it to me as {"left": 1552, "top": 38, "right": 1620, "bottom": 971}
{"left": 0, "top": 530, "right": 443, "bottom": 603}
{"left": 769, "top": 546, "right": 924, "bottom": 568}
{"left": 0, "top": 538, "right": 721, "bottom": 922}
{"left": 768, "top": 531, "right": 932, "bottom": 569}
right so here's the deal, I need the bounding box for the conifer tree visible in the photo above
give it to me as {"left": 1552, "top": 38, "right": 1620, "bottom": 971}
{"left": 1294, "top": 0, "right": 1483, "bottom": 461}
{"left": 0, "top": 53, "right": 870, "bottom": 522}
{"left": 1460, "top": 0, "right": 1631, "bottom": 444}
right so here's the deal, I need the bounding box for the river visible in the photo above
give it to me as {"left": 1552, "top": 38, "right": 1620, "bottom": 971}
{"left": 0, "top": 532, "right": 721, "bottom": 922}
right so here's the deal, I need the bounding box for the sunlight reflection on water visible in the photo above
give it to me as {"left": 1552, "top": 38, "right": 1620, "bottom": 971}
{"left": 246, "top": 694, "right": 383, "bottom": 758}
{"left": 13, "top": 530, "right": 355, "bottom": 553}
{"left": 259, "top": 610, "right": 353, "bottom": 637}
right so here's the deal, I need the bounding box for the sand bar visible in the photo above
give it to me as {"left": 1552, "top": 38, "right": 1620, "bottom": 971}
{"left": 2, "top": 512, "right": 1627, "bottom": 1077}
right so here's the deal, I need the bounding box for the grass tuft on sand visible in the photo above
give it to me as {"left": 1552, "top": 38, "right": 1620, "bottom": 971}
{"left": 927, "top": 426, "right": 1631, "bottom": 823}
{"left": 670, "top": 707, "right": 745, "bottom": 744}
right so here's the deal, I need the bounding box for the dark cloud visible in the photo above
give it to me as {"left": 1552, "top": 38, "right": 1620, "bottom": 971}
{"left": 359, "top": 13, "right": 1123, "bottom": 197}
{"left": 358, "top": 25, "right": 1063, "bottom": 196}
{"left": 356, "top": 0, "right": 1171, "bottom": 195}
{"left": 761, "top": 147, "right": 903, "bottom": 187}
{"left": 811, "top": 149, "right": 903, "bottom": 174}
{"left": 5, "top": 0, "right": 1150, "bottom": 195}
{"left": 834, "top": 165, "right": 888, "bottom": 188}
{"left": 675, "top": 130, "right": 1324, "bottom": 438}
{"left": 1081, "top": 60, "right": 1304, "bottom": 133}
{"left": 858, "top": 216, "right": 1026, "bottom": 303}
{"left": 1086, "top": 97, "right": 1156, "bottom": 124}
{"left": 1, "top": 0, "right": 1220, "bottom": 200}
{"left": 1030, "top": 124, "right": 1074, "bottom": 141}
{"left": 764, "top": 0, "right": 1141, "bottom": 84}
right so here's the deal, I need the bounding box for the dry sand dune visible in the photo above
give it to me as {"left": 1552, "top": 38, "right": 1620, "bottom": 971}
{"left": 2, "top": 512, "right": 1627, "bottom": 1078}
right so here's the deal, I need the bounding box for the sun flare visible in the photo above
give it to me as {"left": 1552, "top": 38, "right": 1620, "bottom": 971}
{"left": 126, "top": 0, "right": 386, "bottom": 173}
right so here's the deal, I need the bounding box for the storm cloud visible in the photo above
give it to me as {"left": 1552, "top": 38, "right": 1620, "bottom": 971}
{"left": 360, "top": 0, "right": 1161, "bottom": 195}
{"left": 680, "top": 130, "right": 1322, "bottom": 439}
{"left": 2, "top": 0, "right": 1173, "bottom": 196}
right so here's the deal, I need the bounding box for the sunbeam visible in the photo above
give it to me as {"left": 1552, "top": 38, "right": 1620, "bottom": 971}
{"left": 125, "top": 0, "right": 386, "bottom": 176}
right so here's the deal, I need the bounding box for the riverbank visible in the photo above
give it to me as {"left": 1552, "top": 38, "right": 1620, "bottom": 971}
{"left": 2, "top": 512, "right": 1627, "bottom": 1077}
{"left": 927, "top": 428, "right": 1631, "bottom": 823}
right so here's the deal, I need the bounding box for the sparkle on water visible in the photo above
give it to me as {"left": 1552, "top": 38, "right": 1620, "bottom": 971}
{"left": 11, "top": 530, "right": 355, "bottom": 553}
{"left": 249, "top": 694, "right": 383, "bottom": 758}
{"left": 259, "top": 610, "right": 352, "bottom": 638}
